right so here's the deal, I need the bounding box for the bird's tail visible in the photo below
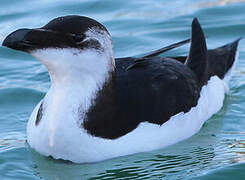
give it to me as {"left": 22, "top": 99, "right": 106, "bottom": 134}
{"left": 207, "top": 38, "right": 241, "bottom": 84}
{"left": 185, "top": 18, "right": 242, "bottom": 86}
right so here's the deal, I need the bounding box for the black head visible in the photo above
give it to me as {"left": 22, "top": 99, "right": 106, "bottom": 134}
{"left": 2, "top": 15, "right": 110, "bottom": 52}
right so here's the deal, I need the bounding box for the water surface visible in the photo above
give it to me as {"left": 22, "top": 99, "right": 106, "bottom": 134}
{"left": 1, "top": 0, "right": 245, "bottom": 179}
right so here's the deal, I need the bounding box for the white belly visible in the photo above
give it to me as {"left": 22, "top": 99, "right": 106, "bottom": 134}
{"left": 27, "top": 75, "right": 227, "bottom": 163}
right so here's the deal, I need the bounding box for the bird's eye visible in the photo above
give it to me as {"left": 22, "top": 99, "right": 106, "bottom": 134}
{"left": 73, "top": 34, "right": 84, "bottom": 43}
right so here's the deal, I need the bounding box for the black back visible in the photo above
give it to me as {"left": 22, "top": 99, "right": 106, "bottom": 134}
{"left": 83, "top": 57, "right": 200, "bottom": 139}
{"left": 82, "top": 18, "right": 240, "bottom": 139}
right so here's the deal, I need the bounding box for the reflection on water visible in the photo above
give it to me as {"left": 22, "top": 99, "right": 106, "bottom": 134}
{"left": 227, "top": 138, "right": 245, "bottom": 163}
{"left": 30, "top": 145, "right": 215, "bottom": 179}
{"left": 0, "top": 132, "right": 26, "bottom": 152}
{"left": 30, "top": 140, "right": 241, "bottom": 180}
{"left": 1, "top": 0, "right": 245, "bottom": 179}
{"left": 28, "top": 125, "right": 225, "bottom": 179}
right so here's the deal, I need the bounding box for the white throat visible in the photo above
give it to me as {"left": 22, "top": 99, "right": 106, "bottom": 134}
{"left": 32, "top": 48, "right": 114, "bottom": 85}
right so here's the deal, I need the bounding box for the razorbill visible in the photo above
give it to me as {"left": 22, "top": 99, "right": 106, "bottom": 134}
{"left": 2, "top": 16, "right": 241, "bottom": 163}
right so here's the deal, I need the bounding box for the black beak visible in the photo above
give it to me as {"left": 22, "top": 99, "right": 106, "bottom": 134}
{"left": 2, "top": 28, "right": 34, "bottom": 52}
{"left": 3, "top": 28, "right": 78, "bottom": 52}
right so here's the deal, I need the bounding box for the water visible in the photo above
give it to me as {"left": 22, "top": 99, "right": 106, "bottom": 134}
{"left": 1, "top": 0, "right": 245, "bottom": 179}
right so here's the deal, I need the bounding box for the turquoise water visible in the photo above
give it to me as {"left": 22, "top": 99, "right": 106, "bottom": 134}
{"left": 1, "top": 0, "right": 245, "bottom": 179}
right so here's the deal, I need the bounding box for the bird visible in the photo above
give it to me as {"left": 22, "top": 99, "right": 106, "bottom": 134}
{"left": 2, "top": 15, "right": 241, "bottom": 163}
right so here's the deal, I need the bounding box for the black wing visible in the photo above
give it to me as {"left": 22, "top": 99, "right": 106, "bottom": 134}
{"left": 84, "top": 57, "right": 200, "bottom": 139}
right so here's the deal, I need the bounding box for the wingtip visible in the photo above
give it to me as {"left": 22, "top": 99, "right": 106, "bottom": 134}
{"left": 192, "top": 17, "right": 200, "bottom": 26}
{"left": 186, "top": 17, "right": 208, "bottom": 85}
{"left": 191, "top": 17, "right": 203, "bottom": 33}
{"left": 190, "top": 17, "right": 207, "bottom": 51}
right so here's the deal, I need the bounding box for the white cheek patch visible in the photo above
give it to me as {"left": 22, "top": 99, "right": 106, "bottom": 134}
{"left": 30, "top": 46, "right": 115, "bottom": 83}
{"left": 30, "top": 27, "right": 114, "bottom": 71}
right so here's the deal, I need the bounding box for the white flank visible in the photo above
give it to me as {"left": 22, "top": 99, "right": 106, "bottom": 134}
{"left": 26, "top": 75, "right": 226, "bottom": 163}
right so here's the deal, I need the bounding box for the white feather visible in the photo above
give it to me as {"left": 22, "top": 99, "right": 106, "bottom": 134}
{"left": 27, "top": 75, "right": 227, "bottom": 163}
